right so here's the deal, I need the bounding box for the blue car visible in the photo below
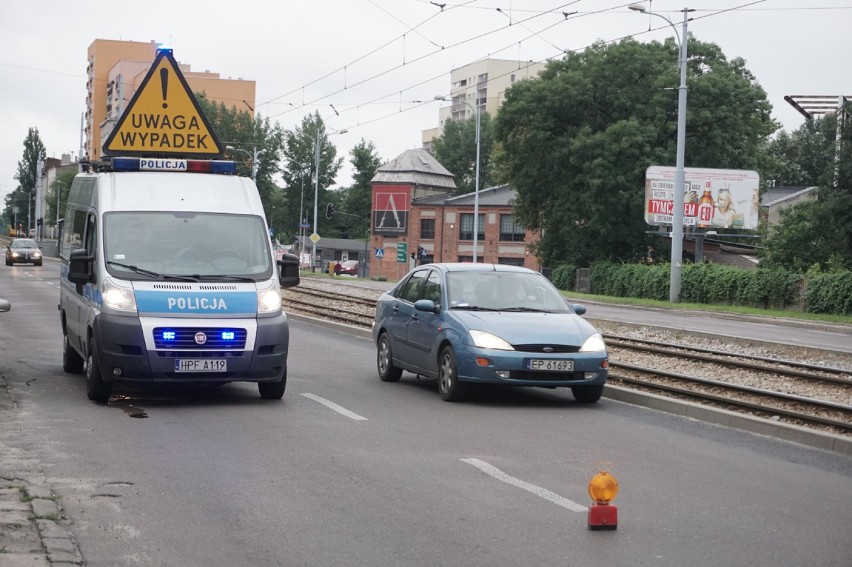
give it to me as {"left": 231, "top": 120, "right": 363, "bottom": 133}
{"left": 372, "top": 263, "right": 609, "bottom": 402}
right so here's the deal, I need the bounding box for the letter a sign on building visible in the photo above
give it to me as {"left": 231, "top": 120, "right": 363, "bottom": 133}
{"left": 103, "top": 47, "right": 223, "bottom": 158}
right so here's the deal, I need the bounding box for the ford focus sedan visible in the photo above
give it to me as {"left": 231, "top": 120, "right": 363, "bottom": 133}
{"left": 6, "top": 238, "right": 42, "bottom": 266}
{"left": 372, "top": 263, "right": 608, "bottom": 402}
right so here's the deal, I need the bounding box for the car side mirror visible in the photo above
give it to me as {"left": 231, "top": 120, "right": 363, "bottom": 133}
{"left": 0, "top": 299, "right": 10, "bottom": 312}
{"left": 277, "top": 252, "right": 300, "bottom": 288}
{"left": 414, "top": 299, "right": 439, "bottom": 314}
{"left": 68, "top": 248, "right": 95, "bottom": 293}
{"left": 571, "top": 304, "right": 587, "bottom": 315}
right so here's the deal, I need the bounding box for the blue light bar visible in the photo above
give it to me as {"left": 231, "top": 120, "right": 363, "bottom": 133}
{"left": 221, "top": 331, "right": 235, "bottom": 341}
{"left": 162, "top": 330, "right": 176, "bottom": 341}
{"left": 108, "top": 157, "right": 237, "bottom": 175}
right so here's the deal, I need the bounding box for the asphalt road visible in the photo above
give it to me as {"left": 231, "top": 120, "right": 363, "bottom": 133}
{"left": 1, "top": 262, "right": 851, "bottom": 566}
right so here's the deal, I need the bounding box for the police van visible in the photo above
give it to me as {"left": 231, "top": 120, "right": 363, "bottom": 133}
{"left": 59, "top": 156, "right": 300, "bottom": 402}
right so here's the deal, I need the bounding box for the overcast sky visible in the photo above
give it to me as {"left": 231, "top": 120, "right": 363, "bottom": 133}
{"left": 2, "top": 0, "right": 850, "bottom": 202}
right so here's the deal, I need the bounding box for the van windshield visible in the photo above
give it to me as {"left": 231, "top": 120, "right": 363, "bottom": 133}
{"left": 104, "top": 212, "right": 273, "bottom": 281}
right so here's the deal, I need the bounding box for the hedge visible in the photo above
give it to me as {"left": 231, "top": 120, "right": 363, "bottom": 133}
{"left": 552, "top": 261, "right": 851, "bottom": 316}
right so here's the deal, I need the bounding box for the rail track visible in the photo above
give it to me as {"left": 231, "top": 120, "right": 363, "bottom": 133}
{"left": 282, "top": 282, "right": 852, "bottom": 436}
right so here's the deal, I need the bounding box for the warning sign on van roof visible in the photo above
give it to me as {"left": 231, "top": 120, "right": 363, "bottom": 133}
{"left": 102, "top": 49, "right": 224, "bottom": 158}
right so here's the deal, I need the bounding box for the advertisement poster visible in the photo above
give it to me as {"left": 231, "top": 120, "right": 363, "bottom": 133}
{"left": 372, "top": 184, "right": 410, "bottom": 235}
{"left": 643, "top": 166, "right": 760, "bottom": 230}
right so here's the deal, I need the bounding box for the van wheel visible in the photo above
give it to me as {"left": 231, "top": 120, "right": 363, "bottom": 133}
{"left": 85, "top": 336, "right": 112, "bottom": 403}
{"left": 63, "top": 333, "right": 84, "bottom": 374}
{"left": 258, "top": 369, "right": 286, "bottom": 400}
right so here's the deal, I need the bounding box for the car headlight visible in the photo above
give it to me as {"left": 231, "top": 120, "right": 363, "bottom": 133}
{"left": 11, "top": 252, "right": 20, "bottom": 258}
{"left": 257, "top": 283, "right": 282, "bottom": 315}
{"left": 102, "top": 277, "right": 137, "bottom": 312}
{"left": 470, "top": 330, "right": 514, "bottom": 351}
{"left": 33, "top": 251, "right": 41, "bottom": 257}
{"left": 580, "top": 333, "right": 606, "bottom": 352}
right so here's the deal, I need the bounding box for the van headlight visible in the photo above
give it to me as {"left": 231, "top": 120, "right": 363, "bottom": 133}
{"left": 580, "top": 333, "right": 606, "bottom": 352}
{"left": 102, "top": 277, "right": 137, "bottom": 312}
{"left": 257, "top": 283, "right": 282, "bottom": 315}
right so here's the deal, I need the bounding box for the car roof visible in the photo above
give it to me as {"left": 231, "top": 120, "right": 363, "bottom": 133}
{"left": 420, "top": 262, "right": 536, "bottom": 275}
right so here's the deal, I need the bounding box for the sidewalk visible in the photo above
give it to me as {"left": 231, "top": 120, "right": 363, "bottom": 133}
{"left": 0, "top": 377, "right": 82, "bottom": 566}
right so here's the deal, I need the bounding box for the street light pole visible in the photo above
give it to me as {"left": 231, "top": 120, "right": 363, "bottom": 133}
{"left": 435, "top": 95, "right": 481, "bottom": 262}
{"left": 225, "top": 145, "right": 265, "bottom": 182}
{"left": 629, "top": 3, "right": 690, "bottom": 302}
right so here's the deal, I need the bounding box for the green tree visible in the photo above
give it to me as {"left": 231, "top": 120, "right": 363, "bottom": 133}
{"left": 764, "top": 114, "right": 837, "bottom": 187}
{"left": 431, "top": 111, "right": 495, "bottom": 194}
{"left": 761, "top": 106, "right": 852, "bottom": 271}
{"left": 332, "top": 139, "right": 382, "bottom": 238}
{"left": 46, "top": 170, "right": 77, "bottom": 229}
{"left": 196, "top": 95, "right": 286, "bottom": 237}
{"left": 280, "top": 113, "right": 344, "bottom": 243}
{"left": 3, "top": 128, "right": 47, "bottom": 233}
{"left": 494, "top": 38, "right": 776, "bottom": 267}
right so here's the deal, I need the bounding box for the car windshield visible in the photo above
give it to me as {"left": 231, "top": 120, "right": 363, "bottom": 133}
{"left": 104, "top": 211, "right": 273, "bottom": 280}
{"left": 11, "top": 239, "right": 37, "bottom": 249}
{"left": 446, "top": 271, "right": 573, "bottom": 313}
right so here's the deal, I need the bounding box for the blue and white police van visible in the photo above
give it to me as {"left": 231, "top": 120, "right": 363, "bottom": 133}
{"left": 59, "top": 156, "right": 300, "bottom": 402}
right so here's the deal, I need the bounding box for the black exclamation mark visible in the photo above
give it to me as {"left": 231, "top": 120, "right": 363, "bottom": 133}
{"left": 160, "top": 68, "right": 168, "bottom": 109}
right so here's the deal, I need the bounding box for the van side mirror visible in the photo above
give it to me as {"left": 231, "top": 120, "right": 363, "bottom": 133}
{"left": 277, "top": 253, "right": 300, "bottom": 288}
{"left": 68, "top": 248, "right": 95, "bottom": 292}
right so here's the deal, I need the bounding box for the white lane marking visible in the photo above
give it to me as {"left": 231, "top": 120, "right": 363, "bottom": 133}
{"left": 461, "top": 458, "right": 588, "bottom": 512}
{"left": 301, "top": 393, "right": 368, "bottom": 421}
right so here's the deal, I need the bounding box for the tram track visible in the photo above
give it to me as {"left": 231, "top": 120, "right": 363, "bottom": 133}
{"left": 282, "top": 280, "right": 852, "bottom": 436}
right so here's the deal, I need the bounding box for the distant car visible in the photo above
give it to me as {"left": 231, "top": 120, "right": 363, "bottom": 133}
{"left": 372, "top": 263, "right": 608, "bottom": 402}
{"left": 336, "top": 260, "right": 360, "bottom": 276}
{"left": 6, "top": 238, "right": 43, "bottom": 266}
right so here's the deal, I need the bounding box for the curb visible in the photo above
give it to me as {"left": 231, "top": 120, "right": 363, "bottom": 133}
{"left": 287, "top": 311, "right": 852, "bottom": 457}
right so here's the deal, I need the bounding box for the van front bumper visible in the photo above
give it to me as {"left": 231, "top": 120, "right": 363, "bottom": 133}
{"left": 92, "top": 313, "right": 289, "bottom": 383}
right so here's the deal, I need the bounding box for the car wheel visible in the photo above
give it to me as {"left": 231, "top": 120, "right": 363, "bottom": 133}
{"left": 85, "top": 336, "right": 112, "bottom": 403}
{"left": 438, "top": 346, "right": 467, "bottom": 402}
{"left": 377, "top": 332, "right": 402, "bottom": 382}
{"left": 258, "top": 369, "right": 287, "bottom": 399}
{"left": 62, "top": 332, "right": 84, "bottom": 374}
{"left": 571, "top": 384, "right": 604, "bottom": 404}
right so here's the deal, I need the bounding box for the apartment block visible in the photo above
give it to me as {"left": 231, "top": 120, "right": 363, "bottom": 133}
{"left": 423, "top": 58, "right": 546, "bottom": 150}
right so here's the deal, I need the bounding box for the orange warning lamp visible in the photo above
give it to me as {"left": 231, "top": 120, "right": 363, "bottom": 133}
{"left": 587, "top": 468, "right": 618, "bottom": 531}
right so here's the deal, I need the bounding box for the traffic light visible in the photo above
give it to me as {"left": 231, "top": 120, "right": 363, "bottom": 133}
{"left": 36, "top": 217, "right": 42, "bottom": 227}
{"left": 325, "top": 203, "right": 335, "bottom": 219}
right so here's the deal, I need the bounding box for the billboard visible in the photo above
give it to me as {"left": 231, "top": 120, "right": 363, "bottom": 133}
{"left": 372, "top": 185, "right": 410, "bottom": 235}
{"left": 643, "top": 166, "right": 760, "bottom": 230}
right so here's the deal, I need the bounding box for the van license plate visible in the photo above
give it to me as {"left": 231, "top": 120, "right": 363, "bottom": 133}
{"left": 175, "top": 359, "right": 227, "bottom": 373}
{"left": 529, "top": 359, "right": 573, "bottom": 372}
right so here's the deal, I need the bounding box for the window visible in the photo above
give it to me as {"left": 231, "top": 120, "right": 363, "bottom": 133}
{"left": 457, "top": 255, "right": 473, "bottom": 263}
{"left": 499, "top": 214, "right": 525, "bottom": 242}
{"left": 423, "top": 270, "right": 442, "bottom": 305}
{"left": 459, "top": 213, "right": 484, "bottom": 241}
{"left": 497, "top": 257, "right": 524, "bottom": 266}
{"left": 396, "top": 269, "right": 429, "bottom": 303}
{"left": 420, "top": 218, "right": 435, "bottom": 240}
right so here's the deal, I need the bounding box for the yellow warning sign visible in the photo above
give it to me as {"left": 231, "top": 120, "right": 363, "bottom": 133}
{"left": 103, "top": 48, "right": 223, "bottom": 157}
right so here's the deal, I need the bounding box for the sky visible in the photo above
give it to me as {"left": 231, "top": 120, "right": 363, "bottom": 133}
{"left": 1, "top": 0, "right": 850, "bottom": 202}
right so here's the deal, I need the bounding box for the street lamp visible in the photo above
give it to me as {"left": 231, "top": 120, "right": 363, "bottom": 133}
{"left": 225, "top": 145, "right": 265, "bottom": 182}
{"left": 310, "top": 129, "right": 348, "bottom": 271}
{"left": 435, "top": 94, "right": 481, "bottom": 262}
{"left": 629, "top": 3, "right": 690, "bottom": 302}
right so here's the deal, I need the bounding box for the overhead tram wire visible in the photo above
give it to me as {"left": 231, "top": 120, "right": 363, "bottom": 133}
{"left": 264, "top": 1, "right": 582, "bottom": 120}
{"left": 324, "top": 0, "right": 780, "bottom": 136}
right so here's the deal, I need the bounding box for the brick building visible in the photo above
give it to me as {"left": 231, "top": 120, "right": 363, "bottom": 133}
{"left": 369, "top": 149, "right": 540, "bottom": 280}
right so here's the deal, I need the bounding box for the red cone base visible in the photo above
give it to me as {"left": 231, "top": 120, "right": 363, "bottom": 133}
{"left": 588, "top": 503, "right": 618, "bottom": 531}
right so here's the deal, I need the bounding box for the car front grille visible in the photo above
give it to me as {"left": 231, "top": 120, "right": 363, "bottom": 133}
{"left": 512, "top": 343, "right": 580, "bottom": 353}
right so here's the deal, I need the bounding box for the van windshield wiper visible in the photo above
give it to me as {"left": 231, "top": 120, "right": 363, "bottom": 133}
{"left": 194, "top": 274, "right": 257, "bottom": 282}
{"left": 107, "top": 261, "right": 161, "bottom": 278}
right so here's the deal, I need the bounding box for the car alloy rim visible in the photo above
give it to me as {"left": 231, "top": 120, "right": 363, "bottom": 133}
{"left": 440, "top": 354, "right": 453, "bottom": 393}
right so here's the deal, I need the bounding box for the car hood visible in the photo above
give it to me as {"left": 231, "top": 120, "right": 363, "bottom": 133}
{"left": 449, "top": 310, "right": 598, "bottom": 346}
